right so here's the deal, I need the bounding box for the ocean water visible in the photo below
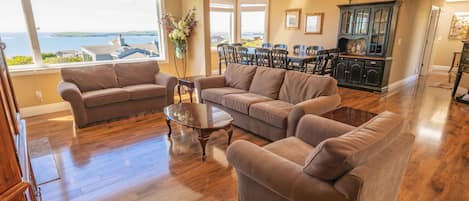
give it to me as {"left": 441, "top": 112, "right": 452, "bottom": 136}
{"left": 0, "top": 32, "right": 159, "bottom": 57}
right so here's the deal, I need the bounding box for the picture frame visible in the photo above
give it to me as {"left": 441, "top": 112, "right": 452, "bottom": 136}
{"left": 448, "top": 14, "right": 469, "bottom": 40}
{"left": 305, "top": 13, "right": 324, "bottom": 34}
{"left": 285, "top": 9, "right": 301, "bottom": 30}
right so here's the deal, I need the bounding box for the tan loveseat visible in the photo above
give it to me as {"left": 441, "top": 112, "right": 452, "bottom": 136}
{"left": 195, "top": 63, "right": 340, "bottom": 141}
{"left": 227, "top": 112, "right": 415, "bottom": 201}
{"left": 58, "top": 61, "right": 177, "bottom": 128}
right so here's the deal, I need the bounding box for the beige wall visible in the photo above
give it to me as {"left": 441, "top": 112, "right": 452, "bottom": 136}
{"left": 431, "top": 2, "right": 469, "bottom": 67}
{"left": 268, "top": 0, "right": 436, "bottom": 84}
{"left": 182, "top": 0, "right": 212, "bottom": 76}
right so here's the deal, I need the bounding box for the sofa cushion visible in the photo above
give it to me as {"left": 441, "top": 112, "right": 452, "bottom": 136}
{"left": 123, "top": 84, "right": 166, "bottom": 100}
{"left": 279, "top": 71, "right": 338, "bottom": 104}
{"left": 249, "top": 67, "right": 286, "bottom": 99}
{"left": 61, "top": 64, "right": 119, "bottom": 92}
{"left": 249, "top": 100, "right": 294, "bottom": 129}
{"left": 224, "top": 63, "right": 257, "bottom": 90}
{"left": 115, "top": 61, "right": 159, "bottom": 87}
{"left": 201, "top": 87, "right": 247, "bottom": 104}
{"left": 303, "top": 111, "right": 404, "bottom": 181}
{"left": 83, "top": 88, "right": 130, "bottom": 107}
{"left": 222, "top": 93, "right": 272, "bottom": 114}
{"left": 264, "top": 137, "right": 314, "bottom": 165}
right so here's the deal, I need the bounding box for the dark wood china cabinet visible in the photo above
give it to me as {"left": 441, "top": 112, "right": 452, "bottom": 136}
{"left": 0, "top": 38, "right": 40, "bottom": 201}
{"left": 335, "top": 1, "right": 400, "bottom": 92}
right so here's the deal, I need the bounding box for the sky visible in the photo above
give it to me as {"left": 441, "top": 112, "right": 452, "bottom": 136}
{"left": 1, "top": 0, "right": 264, "bottom": 33}
{"left": 0, "top": 0, "right": 159, "bottom": 32}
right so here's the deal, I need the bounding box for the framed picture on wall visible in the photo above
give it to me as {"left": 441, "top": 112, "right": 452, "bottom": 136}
{"left": 285, "top": 9, "right": 301, "bottom": 30}
{"left": 305, "top": 13, "right": 324, "bottom": 34}
{"left": 448, "top": 14, "right": 469, "bottom": 40}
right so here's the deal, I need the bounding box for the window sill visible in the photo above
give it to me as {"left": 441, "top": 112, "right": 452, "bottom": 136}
{"left": 9, "top": 57, "right": 168, "bottom": 77}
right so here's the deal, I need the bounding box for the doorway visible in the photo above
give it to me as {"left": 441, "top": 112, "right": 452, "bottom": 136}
{"left": 419, "top": 6, "right": 441, "bottom": 76}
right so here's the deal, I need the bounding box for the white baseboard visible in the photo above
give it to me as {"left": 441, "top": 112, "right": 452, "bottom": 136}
{"left": 20, "top": 102, "right": 70, "bottom": 118}
{"left": 431, "top": 65, "right": 450, "bottom": 71}
{"left": 388, "top": 74, "right": 419, "bottom": 92}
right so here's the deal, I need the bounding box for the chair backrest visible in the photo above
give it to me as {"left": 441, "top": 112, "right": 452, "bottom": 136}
{"left": 326, "top": 48, "right": 340, "bottom": 75}
{"left": 224, "top": 45, "right": 238, "bottom": 64}
{"left": 262, "top": 43, "right": 273, "bottom": 49}
{"left": 273, "top": 44, "right": 288, "bottom": 50}
{"left": 306, "top": 46, "right": 324, "bottom": 56}
{"left": 271, "top": 49, "right": 289, "bottom": 69}
{"left": 254, "top": 48, "right": 272, "bottom": 67}
{"left": 308, "top": 50, "right": 330, "bottom": 75}
{"left": 216, "top": 43, "right": 228, "bottom": 59}
{"left": 236, "top": 46, "right": 251, "bottom": 65}
{"left": 293, "top": 45, "right": 307, "bottom": 55}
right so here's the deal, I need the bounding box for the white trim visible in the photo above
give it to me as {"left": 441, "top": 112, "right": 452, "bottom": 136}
{"left": 20, "top": 102, "right": 70, "bottom": 118}
{"left": 387, "top": 74, "right": 419, "bottom": 92}
{"left": 430, "top": 65, "right": 450, "bottom": 71}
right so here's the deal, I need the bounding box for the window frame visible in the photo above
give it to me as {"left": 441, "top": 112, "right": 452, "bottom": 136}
{"left": 209, "top": 2, "right": 235, "bottom": 50}
{"left": 5, "top": 0, "right": 167, "bottom": 72}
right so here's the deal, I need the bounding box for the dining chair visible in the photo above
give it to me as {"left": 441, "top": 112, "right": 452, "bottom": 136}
{"left": 262, "top": 43, "right": 273, "bottom": 49}
{"left": 306, "top": 46, "right": 324, "bottom": 56}
{"left": 224, "top": 45, "right": 238, "bottom": 64}
{"left": 236, "top": 46, "right": 252, "bottom": 65}
{"left": 293, "top": 45, "right": 307, "bottom": 55}
{"left": 217, "top": 43, "right": 228, "bottom": 75}
{"left": 324, "top": 48, "right": 340, "bottom": 76}
{"left": 254, "top": 48, "right": 272, "bottom": 67}
{"left": 307, "top": 50, "right": 330, "bottom": 75}
{"left": 271, "top": 49, "right": 289, "bottom": 69}
{"left": 273, "top": 44, "right": 288, "bottom": 50}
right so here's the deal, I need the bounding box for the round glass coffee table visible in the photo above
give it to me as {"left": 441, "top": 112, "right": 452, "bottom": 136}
{"left": 163, "top": 103, "right": 234, "bottom": 160}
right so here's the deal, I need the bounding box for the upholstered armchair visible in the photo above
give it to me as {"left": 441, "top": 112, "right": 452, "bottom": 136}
{"left": 227, "top": 112, "right": 415, "bottom": 201}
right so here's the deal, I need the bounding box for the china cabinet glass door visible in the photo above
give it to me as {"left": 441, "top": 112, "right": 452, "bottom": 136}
{"left": 340, "top": 9, "right": 354, "bottom": 35}
{"left": 369, "top": 7, "right": 390, "bottom": 56}
{"left": 353, "top": 8, "right": 370, "bottom": 35}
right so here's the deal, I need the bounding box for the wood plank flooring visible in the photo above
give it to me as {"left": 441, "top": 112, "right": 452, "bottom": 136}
{"left": 26, "top": 74, "right": 469, "bottom": 201}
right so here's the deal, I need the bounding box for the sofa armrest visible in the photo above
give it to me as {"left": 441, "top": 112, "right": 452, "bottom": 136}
{"left": 287, "top": 94, "right": 341, "bottom": 137}
{"left": 155, "top": 72, "right": 178, "bottom": 104}
{"left": 57, "top": 81, "right": 88, "bottom": 128}
{"left": 295, "top": 115, "right": 356, "bottom": 146}
{"left": 226, "top": 140, "right": 349, "bottom": 201}
{"left": 194, "top": 76, "right": 225, "bottom": 102}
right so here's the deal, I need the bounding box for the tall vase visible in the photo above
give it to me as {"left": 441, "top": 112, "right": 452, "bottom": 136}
{"left": 173, "top": 41, "right": 188, "bottom": 79}
{"left": 175, "top": 42, "right": 186, "bottom": 59}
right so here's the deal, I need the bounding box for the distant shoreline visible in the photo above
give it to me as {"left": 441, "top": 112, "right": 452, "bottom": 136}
{"left": 52, "top": 31, "right": 158, "bottom": 37}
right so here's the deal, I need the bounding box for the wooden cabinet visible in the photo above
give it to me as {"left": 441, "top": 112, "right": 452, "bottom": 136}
{"left": 335, "top": 1, "right": 399, "bottom": 92}
{"left": 0, "top": 39, "right": 39, "bottom": 201}
{"left": 334, "top": 57, "right": 386, "bottom": 91}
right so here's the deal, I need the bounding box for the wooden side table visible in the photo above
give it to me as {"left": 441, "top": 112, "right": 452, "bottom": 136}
{"left": 177, "top": 78, "right": 195, "bottom": 103}
{"left": 321, "top": 107, "right": 377, "bottom": 127}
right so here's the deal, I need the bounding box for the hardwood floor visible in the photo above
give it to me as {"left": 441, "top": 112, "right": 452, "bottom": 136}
{"left": 26, "top": 74, "right": 469, "bottom": 201}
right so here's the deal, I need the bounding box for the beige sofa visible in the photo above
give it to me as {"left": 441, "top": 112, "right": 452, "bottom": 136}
{"left": 58, "top": 61, "right": 177, "bottom": 128}
{"left": 195, "top": 63, "right": 340, "bottom": 141}
{"left": 227, "top": 112, "right": 415, "bottom": 201}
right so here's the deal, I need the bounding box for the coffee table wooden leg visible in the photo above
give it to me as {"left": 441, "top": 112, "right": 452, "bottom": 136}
{"left": 166, "top": 117, "right": 172, "bottom": 137}
{"left": 177, "top": 84, "right": 182, "bottom": 103}
{"left": 227, "top": 125, "right": 233, "bottom": 145}
{"left": 198, "top": 129, "right": 210, "bottom": 161}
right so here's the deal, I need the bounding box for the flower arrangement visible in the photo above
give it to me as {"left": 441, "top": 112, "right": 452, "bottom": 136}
{"left": 161, "top": 8, "right": 197, "bottom": 59}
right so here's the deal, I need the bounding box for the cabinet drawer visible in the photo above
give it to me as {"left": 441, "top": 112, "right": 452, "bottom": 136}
{"left": 365, "top": 60, "right": 384, "bottom": 67}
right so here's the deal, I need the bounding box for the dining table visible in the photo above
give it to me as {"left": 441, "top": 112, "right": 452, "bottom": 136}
{"left": 245, "top": 47, "right": 316, "bottom": 70}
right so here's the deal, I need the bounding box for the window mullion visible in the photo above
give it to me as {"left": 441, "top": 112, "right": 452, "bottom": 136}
{"left": 21, "top": 0, "right": 42, "bottom": 66}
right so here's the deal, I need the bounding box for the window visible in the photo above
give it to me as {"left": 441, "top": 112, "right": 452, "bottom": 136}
{"left": 240, "top": 3, "right": 267, "bottom": 47}
{"left": 0, "top": 0, "right": 34, "bottom": 67}
{"left": 0, "top": 0, "right": 165, "bottom": 68}
{"left": 210, "top": 2, "right": 234, "bottom": 47}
